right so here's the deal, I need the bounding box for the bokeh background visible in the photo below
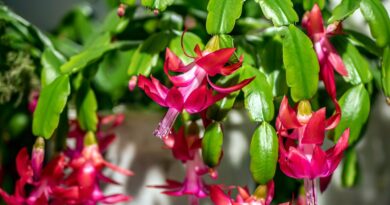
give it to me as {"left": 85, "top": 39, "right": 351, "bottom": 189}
{"left": 2, "top": 0, "right": 390, "bottom": 204}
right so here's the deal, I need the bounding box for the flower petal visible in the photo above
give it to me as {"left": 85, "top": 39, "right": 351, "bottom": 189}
{"left": 207, "top": 75, "right": 254, "bottom": 93}
{"left": 310, "top": 146, "right": 328, "bottom": 178}
{"left": 302, "top": 108, "right": 326, "bottom": 145}
{"left": 209, "top": 185, "right": 233, "bottom": 205}
{"left": 103, "top": 161, "right": 134, "bottom": 176}
{"left": 278, "top": 96, "right": 301, "bottom": 129}
{"left": 320, "top": 62, "right": 337, "bottom": 99}
{"left": 184, "top": 85, "right": 215, "bottom": 113}
{"left": 166, "top": 87, "right": 184, "bottom": 111}
{"left": 165, "top": 48, "right": 187, "bottom": 72}
{"left": 323, "top": 39, "right": 348, "bottom": 76}
{"left": 196, "top": 48, "right": 236, "bottom": 76}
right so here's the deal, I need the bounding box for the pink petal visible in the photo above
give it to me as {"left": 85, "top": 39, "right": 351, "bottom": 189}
{"left": 319, "top": 174, "right": 332, "bottom": 193}
{"left": 302, "top": 108, "right": 326, "bottom": 145}
{"left": 266, "top": 180, "right": 275, "bottom": 205}
{"left": 194, "top": 45, "right": 203, "bottom": 57}
{"left": 219, "top": 55, "right": 243, "bottom": 76}
{"left": 97, "top": 172, "right": 120, "bottom": 185}
{"left": 164, "top": 65, "right": 197, "bottom": 87}
{"left": 310, "top": 146, "right": 328, "bottom": 178}
{"left": 323, "top": 39, "right": 348, "bottom": 76}
{"left": 101, "top": 194, "right": 132, "bottom": 204}
{"left": 128, "top": 76, "right": 137, "bottom": 91}
{"left": 165, "top": 48, "right": 187, "bottom": 72}
{"left": 103, "top": 161, "right": 134, "bottom": 176}
{"left": 209, "top": 185, "right": 233, "bottom": 205}
{"left": 283, "top": 147, "right": 311, "bottom": 179}
{"left": 320, "top": 62, "right": 337, "bottom": 99}
{"left": 196, "top": 48, "right": 236, "bottom": 76}
{"left": 305, "top": 4, "right": 325, "bottom": 37}
{"left": 278, "top": 96, "right": 301, "bottom": 129}
{"left": 172, "top": 127, "right": 193, "bottom": 161}
{"left": 166, "top": 87, "right": 184, "bottom": 111}
{"left": 184, "top": 85, "right": 215, "bottom": 113}
{"left": 326, "top": 128, "right": 350, "bottom": 158}
{"left": 326, "top": 129, "right": 350, "bottom": 173}
{"left": 207, "top": 75, "right": 254, "bottom": 93}
{"left": 16, "top": 148, "right": 32, "bottom": 180}
{"left": 138, "top": 75, "right": 169, "bottom": 103}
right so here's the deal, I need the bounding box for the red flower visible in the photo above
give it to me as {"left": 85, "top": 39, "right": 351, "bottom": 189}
{"left": 302, "top": 4, "right": 348, "bottom": 99}
{"left": 276, "top": 96, "right": 349, "bottom": 205}
{"left": 64, "top": 133, "right": 133, "bottom": 205}
{"left": 209, "top": 181, "right": 274, "bottom": 205}
{"left": 151, "top": 126, "right": 215, "bottom": 205}
{"left": 138, "top": 45, "right": 254, "bottom": 139}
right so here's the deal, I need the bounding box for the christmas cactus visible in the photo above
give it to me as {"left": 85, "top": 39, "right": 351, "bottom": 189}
{"left": 0, "top": 0, "right": 389, "bottom": 204}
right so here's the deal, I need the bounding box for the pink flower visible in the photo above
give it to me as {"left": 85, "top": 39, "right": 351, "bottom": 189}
{"left": 151, "top": 126, "right": 214, "bottom": 205}
{"left": 302, "top": 4, "right": 348, "bottom": 99}
{"left": 64, "top": 133, "right": 133, "bottom": 205}
{"left": 276, "top": 96, "right": 350, "bottom": 205}
{"left": 138, "top": 45, "right": 254, "bottom": 139}
{"left": 209, "top": 181, "right": 274, "bottom": 205}
{"left": 0, "top": 142, "right": 70, "bottom": 205}
{"left": 276, "top": 97, "right": 349, "bottom": 180}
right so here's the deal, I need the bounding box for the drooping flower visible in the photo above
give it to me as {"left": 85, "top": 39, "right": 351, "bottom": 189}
{"left": 151, "top": 125, "right": 215, "bottom": 205}
{"left": 302, "top": 4, "right": 348, "bottom": 99}
{"left": 209, "top": 181, "right": 274, "bottom": 205}
{"left": 0, "top": 138, "right": 71, "bottom": 205}
{"left": 63, "top": 132, "right": 133, "bottom": 205}
{"left": 138, "top": 45, "right": 254, "bottom": 139}
{"left": 276, "top": 96, "right": 350, "bottom": 205}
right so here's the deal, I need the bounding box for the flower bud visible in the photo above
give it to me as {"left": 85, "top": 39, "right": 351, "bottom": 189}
{"left": 128, "top": 76, "right": 137, "bottom": 91}
{"left": 297, "top": 100, "right": 312, "bottom": 124}
{"left": 117, "top": 4, "right": 126, "bottom": 17}
{"left": 32, "top": 137, "right": 45, "bottom": 180}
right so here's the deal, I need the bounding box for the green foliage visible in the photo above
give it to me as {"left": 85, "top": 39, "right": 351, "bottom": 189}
{"left": 250, "top": 122, "right": 278, "bottom": 184}
{"left": 334, "top": 84, "right": 370, "bottom": 145}
{"left": 332, "top": 37, "right": 373, "bottom": 85}
{"left": 255, "top": 0, "right": 298, "bottom": 26}
{"left": 329, "top": 0, "right": 361, "bottom": 23}
{"left": 206, "top": 0, "right": 244, "bottom": 34}
{"left": 342, "top": 148, "right": 360, "bottom": 188}
{"left": 33, "top": 75, "right": 71, "bottom": 139}
{"left": 303, "top": 0, "right": 325, "bottom": 10}
{"left": 241, "top": 65, "right": 274, "bottom": 122}
{"left": 76, "top": 81, "right": 98, "bottom": 132}
{"left": 282, "top": 25, "right": 319, "bottom": 102}
{"left": 382, "top": 47, "right": 390, "bottom": 100}
{"left": 202, "top": 122, "right": 224, "bottom": 168}
{"left": 360, "top": 0, "right": 390, "bottom": 47}
{"left": 141, "top": 0, "right": 174, "bottom": 11}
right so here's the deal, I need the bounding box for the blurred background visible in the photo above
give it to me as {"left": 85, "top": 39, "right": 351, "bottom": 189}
{"left": 1, "top": 0, "right": 390, "bottom": 204}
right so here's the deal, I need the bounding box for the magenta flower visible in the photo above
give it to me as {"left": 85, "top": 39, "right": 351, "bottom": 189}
{"left": 64, "top": 133, "right": 133, "bottom": 205}
{"left": 151, "top": 126, "right": 215, "bottom": 205}
{"left": 209, "top": 181, "right": 274, "bottom": 205}
{"left": 276, "top": 96, "right": 350, "bottom": 205}
{"left": 138, "top": 46, "right": 254, "bottom": 139}
{"left": 0, "top": 140, "right": 72, "bottom": 205}
{"left": 302, "top": 4, "right": 348, "bottom": 99}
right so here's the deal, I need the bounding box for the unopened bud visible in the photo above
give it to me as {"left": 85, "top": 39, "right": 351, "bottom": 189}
{"left": 84, "top": 131, "right": 97, "bottom": 146}
{"left": 32, "top": 137, "right": 45, "bottom": 180}
{"left": 253, "top": 184, "right": 268, "bottom": 201}
{"left": 117, "top": 4, "right": 126, "bottom": 17}
{"left": 153, "top": 9, "right": 159, "bottom": 16}
{"left": 128, "top": 76, "right": 137, "bottom": 91}
{"left": 297, "top": 100, "right": 312, "bottom": 124}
